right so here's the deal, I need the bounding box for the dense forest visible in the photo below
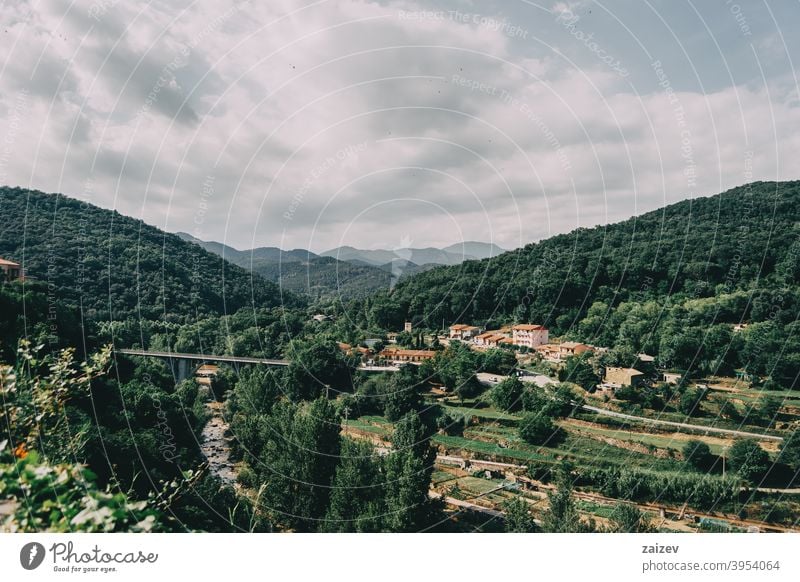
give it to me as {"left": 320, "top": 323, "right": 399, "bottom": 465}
{"left": 0, "top": 187, "right": 301, "bottom": 323}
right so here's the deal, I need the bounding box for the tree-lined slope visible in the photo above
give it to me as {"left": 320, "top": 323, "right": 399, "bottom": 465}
{"left": 0, "top": 187, "right": 297, "bottom": 322}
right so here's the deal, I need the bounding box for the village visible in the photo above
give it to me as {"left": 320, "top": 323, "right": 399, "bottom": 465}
{"left": 333, "top": 317, "right": 682, "bottom": 397}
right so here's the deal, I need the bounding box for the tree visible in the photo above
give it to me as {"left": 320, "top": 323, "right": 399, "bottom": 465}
{"left": 324, "top": 438, "right": 384, "bottom": 532}
{"left": 519, "top": 412, "right": 557, "bottom": 445}
{"left": 226, "top": 368, "right": 281, "bottom": 416}
{"left": 679, "top": 388, "right": 705, "bottom": 416}
{"left": 382, "top": 364, "right": 423, "bottom": 421}
{"left": 718, "top": 399, "right": 741, "bottom": 421}
{"left": 382, "top": 412, "right": 437, "bottom": 531}
{"left": 683, "top": 440, "right": 712, "bottom": 471}
{"left": 481, "top": 348, "right": 517, "bottom": 375}
{"left": 558, "top": 353, "right": 599, "bottom": 391}
{"left": 727, "top": 439, "right": 771, "bottom": 484}
{"left": 779, "top": 430, "right": 800, "bottom": 483}
{"left": 503, "top": 497, "right": 537, "bottom": 532}
{"left": 258, "top": 398, "right": 341, "bottom": 531}
{"left": 756, "top": 396, "right": 782, "bottom": 427}
{"left": 490, "top": 377, "right": 524, "bottom": 412}
{"left": 540, "top": 463, "right": 594, "bottom": 533}
{"left": 286, "top": 337, "right": 354, "bottom": 400}
{"left": 454, "top": 374, "right": 483, "bottom": 401}
{"left": 608, "top": 503, "right": 653, "bottom": 533}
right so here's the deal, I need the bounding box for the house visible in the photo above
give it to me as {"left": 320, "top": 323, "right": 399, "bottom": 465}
{"left": 511, "top": 324, "right": 549, "bottom": 348}
{"left": 603, "top": 367, "right": 645, "bottom": 388}
{"left": 534, "top": 343, "right": 561, "bottom": 362}
{"left": 662, "top": 371, "right": 683, "bottom": 385}
{"left": 339, "top": 342, "right": 371, "bottom": 362}
{"left": 559, "top": 342, "right": 591, "bottom": 358}
{"left": 378, "top": 347, "right": 436, "bottom": 363}
{"left": 449, "top": 324, "right": 481, "bottom": 341}
{"left": 473, "top": 330, "right": 510, "bottom": 348}
{"left": 0, "top": 258, "right": 23, "bottom": 282}
{"left": 404, "top": 321, "right": 413, "bottom": 333}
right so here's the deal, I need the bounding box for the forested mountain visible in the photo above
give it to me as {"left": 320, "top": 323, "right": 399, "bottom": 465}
{"left": 0, "top": 187, "right": 298, "bottom": 322}
{"left": 390, "top": 181, "right": 800, "bottom": 325}
{"left": 177, "top": 232, "right": 395, "bottom": 299}
{"left": 364, "top": 181, "right": 800, "bottom": 386}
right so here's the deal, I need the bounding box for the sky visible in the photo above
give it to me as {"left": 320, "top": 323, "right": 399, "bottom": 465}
{"left": 1, "top": 0, "right": 798, "bottom": 253}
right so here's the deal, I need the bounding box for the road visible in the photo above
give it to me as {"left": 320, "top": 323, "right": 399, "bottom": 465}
{"left": 476, "top": 371, "right": 783, "bottom": 442}
{"left": 579, "top": 403, "right": 784, "bottom": 442}
{"left": 477, "top": 371, "right": 552, "bottom": 387}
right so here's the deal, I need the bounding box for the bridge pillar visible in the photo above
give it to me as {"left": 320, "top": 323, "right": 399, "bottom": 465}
{"left": 176, "top": 358, "right": 190, "bottom": 382}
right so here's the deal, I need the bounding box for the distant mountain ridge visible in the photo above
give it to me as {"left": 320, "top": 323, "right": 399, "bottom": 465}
{"left": 320, "top": 241, "right": 505, "bottom": 267}
{"left": 177, "top": 234, "right": 506, "bottom": 298}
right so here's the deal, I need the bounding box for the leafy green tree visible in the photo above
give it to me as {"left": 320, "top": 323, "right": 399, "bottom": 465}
{"left": 540, "top": 463, "right": 594, "bottom": 532}
{"left": 490, "top": 377, "right": 524, "bottom": 412}
{"left": 519, "top": 412, "right": 557, "bottom": 445}
{"left": 503, "top": 497, "right": 537, "bottom": 532}
{"left": 683, "top": 440, "right": 713, "bottom": 471}
{"left": 382, "top": 364, "right": 424, "bottom": 421}
{"left": 324, "top": 438, "right": 384, "bottom": 532}
{"left": 383, "top": 412, "right": 437, "bottom": 531}
{"left": 727, "top": 439, "right": 771, "bottom": 484}
{"left": 258, "top": 398, "right": 341, "bottom": 531}
{"left": 226, "top": 368, "right": 281, "bottom": 416}
{"left": 559, "top": 353, "right": 599, "bottom": 391}
{"left": 481, "top": 348, "right": 517, "bottom": 375}
{"left": 286, "top": 337, "right": 354, "bottom": 400}
{"left": 718, "top": 399, "right": 741, "bottom": 421}
{"left": 0, "top": 448, "right": 172, "bottom": 532}
{"left": 778, "top": 430, "right": 800, "bottom": 483}
{"left": 454, "top": 373, "right": 483, "bottom": 401}
{"left": 756, "top": 395, "right": 782, "bottom": 427}
{"left": 608, "top": 503, "right": 653, "bottom": 533}
{"left": 679, "top": 388, "right": 705, "bottom": 416}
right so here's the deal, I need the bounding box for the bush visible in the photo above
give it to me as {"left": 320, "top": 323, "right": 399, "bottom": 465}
{"left": 727, "top": 439, "right": 771, "bottom": 483}
{"left": 490, "top": 377, "right": 524, "bottom": 412}
{"left": 519, "top": 413, "right": 557, "bottom": 445}
{"left": 683, "top": 440, "right": 713, "bottom": 471}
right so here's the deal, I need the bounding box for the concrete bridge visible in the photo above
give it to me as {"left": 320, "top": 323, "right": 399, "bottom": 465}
{"left": 115, "top": 349, "right": 290, "bottom": 381}
{"left": 114, "top": 349, "right": 399, "bottom": 381}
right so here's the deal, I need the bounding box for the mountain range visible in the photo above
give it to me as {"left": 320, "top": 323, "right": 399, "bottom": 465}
{"left": 176, "top": 233, "right": 505, "bottom": 299}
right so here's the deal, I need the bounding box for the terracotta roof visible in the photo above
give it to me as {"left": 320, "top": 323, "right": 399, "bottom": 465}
{"left": 512, "top": 324, "right": 547, "bottom": 331}
{"left": 0, "top": 258, "right": 20, "bottom": 267}
{"left": 560, "top": 341, "right": 588, "bottom": 349}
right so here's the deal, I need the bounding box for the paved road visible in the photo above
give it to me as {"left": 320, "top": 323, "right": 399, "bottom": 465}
{"left": 579, "top": 404, "right": 784, "bottom": 442}
{"left": 477, "top": 372, "right": 552, "bottom": 388}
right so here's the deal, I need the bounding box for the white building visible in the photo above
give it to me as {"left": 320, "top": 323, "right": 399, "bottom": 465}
{"left": 511, "top": 324, "right": 549, "bottom": 349}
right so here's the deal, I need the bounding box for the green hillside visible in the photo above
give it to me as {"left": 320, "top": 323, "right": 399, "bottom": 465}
{"left": 0, "top": 187, "right": 300, "bottom": 323}
{"left": 364, "top": 181, "right": 800, "bottom": 385}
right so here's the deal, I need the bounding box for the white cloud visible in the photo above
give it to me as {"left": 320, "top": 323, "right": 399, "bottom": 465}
{"left": 0, "top": 0, "right": 797, "bottom": 252}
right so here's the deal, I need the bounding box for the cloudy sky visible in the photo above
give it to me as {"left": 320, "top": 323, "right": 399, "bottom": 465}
{"left": 1, "top": 0, "right": 798, "bottom": 253}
